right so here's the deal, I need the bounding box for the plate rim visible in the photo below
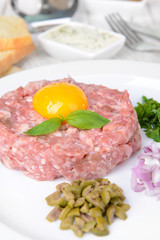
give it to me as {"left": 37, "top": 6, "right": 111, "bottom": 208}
{"left": 1, "top": 60, "right": 160, "bottom": 83}
{"left": 0, "top": 59, "right": 160, "bottom": 240}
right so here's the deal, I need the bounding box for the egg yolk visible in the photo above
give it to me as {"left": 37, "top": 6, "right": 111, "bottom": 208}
{"left": 33, "top": 82, "right": 88, "bottom": 119}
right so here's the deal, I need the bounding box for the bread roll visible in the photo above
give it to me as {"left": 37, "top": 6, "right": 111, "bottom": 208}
{"left": 0, "top": 16, "right": 32, "bottom": 51}
{"left": 0, "top": 42, "right": 35, "bottom": 75}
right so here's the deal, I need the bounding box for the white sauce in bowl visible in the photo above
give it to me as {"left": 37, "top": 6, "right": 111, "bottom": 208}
{"left": 44, "top": 24, "right": 119, "bottom": 54}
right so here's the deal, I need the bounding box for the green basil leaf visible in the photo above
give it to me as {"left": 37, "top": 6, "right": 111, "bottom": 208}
{"left": 65, "top": 109, "right": 110, "bottom": 129}
{"left": 24, "top": 118, "right": 62, "bottom": 136}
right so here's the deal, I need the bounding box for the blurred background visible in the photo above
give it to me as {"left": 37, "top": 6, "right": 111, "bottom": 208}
{"left": 0, "top": 0, "right": 160, "bottom": 75}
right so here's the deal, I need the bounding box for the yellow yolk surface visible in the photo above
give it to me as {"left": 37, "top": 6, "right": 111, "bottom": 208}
{"left": 33, "top": 82, "right": 88, "bottom": 119}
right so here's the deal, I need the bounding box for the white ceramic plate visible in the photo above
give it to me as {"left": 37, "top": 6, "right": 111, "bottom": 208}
{"left": 0, "top": 60, "right": 160, "bottom": 240}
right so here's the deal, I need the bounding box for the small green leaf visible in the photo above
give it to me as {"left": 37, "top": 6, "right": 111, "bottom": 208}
{"left": 24, "top": 118, "right": 62, "bottom": 136}
{"left": 65, "top": 110, "right": 110, "bottom": 130}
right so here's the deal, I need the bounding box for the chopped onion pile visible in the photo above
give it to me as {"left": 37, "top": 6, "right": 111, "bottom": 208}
{"left": 131, "top": 143, "right": 160, "bottom": 200}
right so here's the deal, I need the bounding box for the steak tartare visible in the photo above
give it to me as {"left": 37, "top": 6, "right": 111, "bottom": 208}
{"left": 0, "top": 77, "right": 141, "bottom": 180}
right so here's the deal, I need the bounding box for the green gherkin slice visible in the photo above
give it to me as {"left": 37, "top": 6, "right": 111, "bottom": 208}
{"left": 80, "top": 201, "right": 89, "bottom": 213}
{"left": 86, "top": 195, "right": 105, "bottom": 210}
{"left": 82, "top": 185, "right": 93, "bottom": 197}
{"left": 45, "top": 178, "right": 130, "bottom": 238}
{"left": 67, "top": 207, "right": 80, "bottom": 217}
{"left": 70, "top": 225, "right": 83, "bottom": 237}
{"left": 101, "top": 187, "right": 110, "bottom": 205}
{"left": 96, "top": 216, "right": 108, "bottom": 231}
{"left": 91, "top": 227, "right": 109, "bottom": 236}
{"left": 106, "top": 205, "right": 115, "bottom": 225}
{"left": 56, "top": 182, "right": 70, "bottom": 192}
{"left": 121, "top": 203, "right": 130, "bottom": 212}
{"left": 110, "top": 197, "right": 123, "bottom": 205}
{"left": 74, "top": 197, "right": 85, "bottom": 207}
{"left": 89, "top": 207, "right": 102, "bottom": 217}
{"left": 82, "top": 220, "right": 96, "bottom": 232}
{"left": 45, "top": 191, "right": 60, "bottom": 206}
{"left": 80, "top": 213, "right": 94, "bottom": 222}
{"left": 58, "top": 198, "right": 68, "bottom": 208}
{"left": 59, "top": 205, "right": 72, "bottom": 221}
{"left": 60, "top": 216, "right": 74, "bottom": 230}
{"left": 68, "top": 199, "right": 75, "bottom": 208}
{"left": 75, "top": 217, "right": 85, "bottom": 228}
{"left": 62, "top": 189, "right": 75, "bottom": 201}
{"left": 80, "top": 180, "right": 96, "bottom": 189}
{"left": 46, "top": 206, "right": 62, "bottom": 222}
{"left": 114, "top": 206, "right": 127, "bottom": 220}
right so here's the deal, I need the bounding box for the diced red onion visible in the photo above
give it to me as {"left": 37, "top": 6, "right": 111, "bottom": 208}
{"left": 131, "top": 142, "right": 160, "bottom": 200}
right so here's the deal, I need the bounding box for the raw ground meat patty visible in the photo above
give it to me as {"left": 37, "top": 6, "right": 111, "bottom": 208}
{"left": 0, "top": 77, "right": 141, "bottom": 180}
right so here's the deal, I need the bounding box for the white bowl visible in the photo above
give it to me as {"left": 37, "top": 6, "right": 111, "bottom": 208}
{"left": 83, "top": 0, "right": 146, "bottom": 15}
{"left": 38, "top": 21, "right": 125, "bottom": 61}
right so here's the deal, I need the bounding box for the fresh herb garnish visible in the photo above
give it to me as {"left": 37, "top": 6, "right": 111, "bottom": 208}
{"left": 65, "top": 109, "right": 110, "bottom": 129}
{"left": 135, "top": 96, "right": 160, "bottom": 142}
{"left": 24, "top": 118, "right": 61, "bottom": 136}
{"left": 24, "top": 110, "right": 110, "bottom": 136}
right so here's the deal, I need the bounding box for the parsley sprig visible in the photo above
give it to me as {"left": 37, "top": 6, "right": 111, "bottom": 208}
{"left": 135, "top": 96, "right": 160, "bottom": 142}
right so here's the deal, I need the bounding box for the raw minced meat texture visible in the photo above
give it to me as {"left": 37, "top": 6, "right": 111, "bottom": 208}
{"left": 0, "top": 77, "right": 141, "bottom": 180}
